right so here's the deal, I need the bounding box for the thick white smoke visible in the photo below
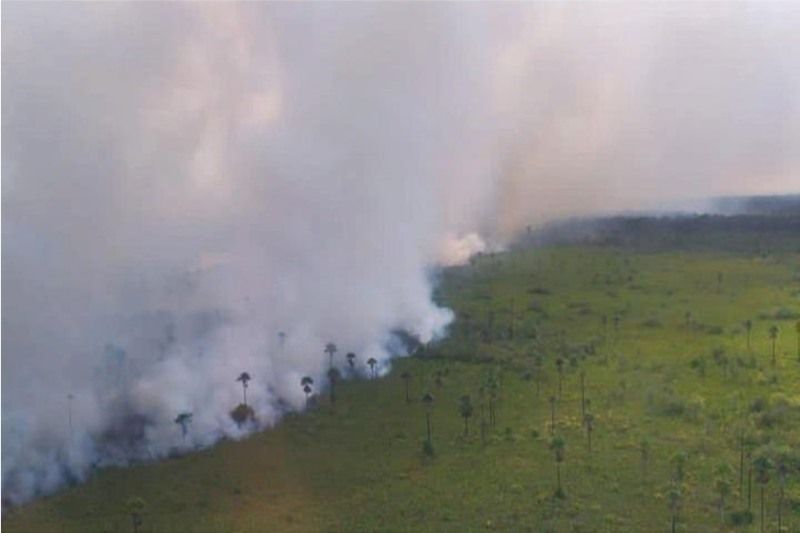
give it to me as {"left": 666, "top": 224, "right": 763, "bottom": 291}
{"left": 3, "top": 3, "right": 799, "bottom": 503}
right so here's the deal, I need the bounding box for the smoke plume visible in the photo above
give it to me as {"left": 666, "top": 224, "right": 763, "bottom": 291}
{"left": 3, "top": 2, "right": 799, "bottom": 503}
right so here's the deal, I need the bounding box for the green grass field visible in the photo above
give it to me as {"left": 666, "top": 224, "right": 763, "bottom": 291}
{"left": 5, "top": 244, "right": 800, "bottom": 532}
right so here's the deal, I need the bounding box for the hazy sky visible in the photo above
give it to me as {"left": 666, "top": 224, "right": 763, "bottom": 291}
{"left": 2, "top": 1, "right": 799, "bottom": 503}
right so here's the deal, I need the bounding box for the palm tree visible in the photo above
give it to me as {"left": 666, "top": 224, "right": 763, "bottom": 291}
{"left": 549, "top": 435, "right": 566, "bottom": 498}
{"left": 422, "top": 392, "right": 434, "bottom": 449}
{"left": 579, "top": 370, "right": 586, "bottom": 419}
{"left": 549, "top": 395, "right": 557, "bottom": 435}
{"left": 236, "top": 372, "right": 251, "bottom": 406}
{"left": 367, "top": 357, "right": 378, "bottom": 378}
{"left": 714, "top": 463, "right": 732, "bottom": 522}
{"left": 671, "top": 451, "right": 688, "bottom": 483}
{"left": 640, "top": 438, "right": 650, "bottom": 482}
{"left": 67, "top": 393, "right": 74, "bottom": 434}
{"left": 346, "top": 352, "right": 356, "bottom": 370}
{"left": 324, "top": 342, "right": 337, "bottom": 369}
{"left": 301, "top": 376, "right": 314, "bottom": 408}
{"left": 774, "top": 448, "right": 792, "bottom": 532}
{"left": 768, "top": 325, "right": 779, "bottom": 366}
{"left": 796, "top": 320, "right": 800, "bottom": 361}
{"left": 583, "top": 412, "right": 594, "bottom": 454}
{"left": 401, "top": 371, "right": 412, "bottom": 403}
{"left": 753, "top": 454, "right": 773, "bottom": 533}
{"left": 174, "top": 412, "right": 193, "bottom": 441}
{"left": 459, "top": 395, "right": 473, "bottom": 436}
{"left": 668, "top": 485, "right": 681, "bottom": 533}
{"left": 744, "top": 319, "right": 753, "bottom": 353}
{"left": 534, "top": 354, "right": 543, "bottom": 397}
{"left": 555, "top": 358, "right": 564, "bottom": 398}
{"left": 487, "top": 374, "right": 499, "bottom": 428}
{"left": 327, "top": 367, "right": 340, "bottom": 404}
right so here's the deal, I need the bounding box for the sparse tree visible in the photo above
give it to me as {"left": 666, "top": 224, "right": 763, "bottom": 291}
{"left": 236, "top": 372, "right": 251, "bottom": 406}
{"left": 459, "top": 395, "right": 474, "bottom": 436}
{"left": 174, "top": 412, "right": 193, "bottom": 441}
{"left": 401, "top": 371, "right": 412, "bottom": 403}
{"left": 367, "top": 357, "right": 378, "bottom": 379}
{"left": 753, "top": 454, "right": 773, "bottom": 533}
{"left": 346, "top": 352, "right": 356, "bottom": 370}
{"left": 550, "top": 435, "right": 566, "bottom": 498}
{"left": 324, "top": 342, "right": 338, "bottom": 369}
{"left": 768, "top": 325, "right": 779, "bottom": 366}
{"left": 327, "top": 367, "right": 340, "bottom": 404}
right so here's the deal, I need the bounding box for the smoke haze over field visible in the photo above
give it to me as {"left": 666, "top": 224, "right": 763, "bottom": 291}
{"left": 3, "top": 2, "right": 800, "bottom": 503}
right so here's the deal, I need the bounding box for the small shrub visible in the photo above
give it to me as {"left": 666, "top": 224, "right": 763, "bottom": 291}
{"left": 728, "top": 509, "right": 754, "bottom": 526}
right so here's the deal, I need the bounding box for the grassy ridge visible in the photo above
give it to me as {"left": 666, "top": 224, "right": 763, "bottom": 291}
{"left": 4, "top": 245, "right": 800, "bottom": 532}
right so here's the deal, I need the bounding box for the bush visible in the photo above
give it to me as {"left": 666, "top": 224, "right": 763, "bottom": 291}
{"left": 728, "top": 509, "right": 754, "bottom": 526}
{"left": 230, "top": 404, "right": 256, "bottom": 427}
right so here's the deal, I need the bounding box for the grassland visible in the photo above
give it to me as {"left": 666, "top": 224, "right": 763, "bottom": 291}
{"left": 4, "top": 243, "right": 800, "bottom": 532}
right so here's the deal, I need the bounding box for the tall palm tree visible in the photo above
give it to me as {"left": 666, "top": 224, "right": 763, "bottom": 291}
{"left": 668, "top": 485, "right": 681, "bottom": 533}
{"left": 301, "top": 376, "right": 314, "bottom": 408}
{"left": 549, "top": 395, "right": 557, "bottom": 435}
{"left": 401, "top": 371, "right": 412, "bottom": 403}
{"left": 236, "top": 372, "right": 251, "bottom": 406}
{"left": 774, "top": 448, "right": 792, "bottom": 532}
{"left": 422, "top": 392, "right": 434, "bottom": 448}
{"left": 795, "top": 320, "right": 800, "bottom": 361}
{"left": 744, "top": 319, "right": 753, "bottom": 353}
{"left": 487, "top": 374, "right": 499, "bottom": 428}
{"left": 549, "top": 435, "right": 566, "bottom": 497}
{"left": 640, "top": 438, "right": 650, "bottom": 482}
{"left": 769, "top": 325, "right": 779, "bottom": 366}
{"left": 367, "top": 357, "right": 378, "bottom": 378}
{"left": 174, "top": 412, "right": 193, "bottom": 441}
{"left": 67, "top": 393, "right": 74, "bottom": 434}
{"left": 753, "top": 454, "right": 773, "bottom": 533}
{"left": 579, "top": 371, "right": 586, "bottom": 419}
{"left": 324, "top": 342, "right": 337, "bottom": 369}
{"left": 346, "top": 352, "right": 356, "bottom": 370}
{"left": 555, "top": 358, "right": 564, "bottom": 398}
{"left": 458, "top": 395, "right": 473, "bottom": 436}
{"left": 327, "top": 368, "right": 340, "bottom": 404}
{"left": 534, "top": 354, "right": 543, "bottom": 397}
{"left": 583, "top": 412, "right": 594, "bottom": 454}
{"left": 714, "top": 463, "right": 732, "bottom": 522}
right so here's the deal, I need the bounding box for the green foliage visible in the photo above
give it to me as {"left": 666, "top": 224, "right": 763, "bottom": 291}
{"left": 7, "top": 244, "right": 800, "bottom": 532}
